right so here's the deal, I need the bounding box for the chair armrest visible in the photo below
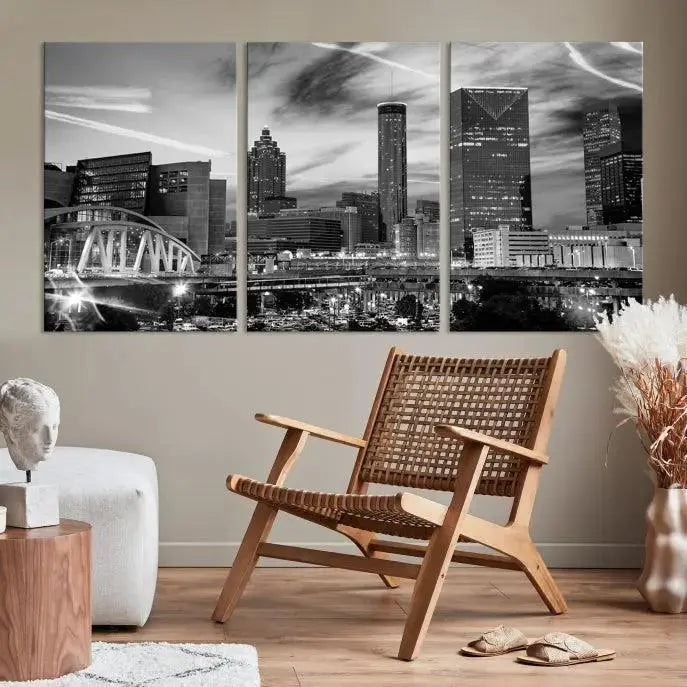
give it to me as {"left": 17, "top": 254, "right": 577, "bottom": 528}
{"left": 255, "top": 413, "right": 367, "bottom": 448}
{"left": 434, "top": 424, "right": 548, "bottom": 465}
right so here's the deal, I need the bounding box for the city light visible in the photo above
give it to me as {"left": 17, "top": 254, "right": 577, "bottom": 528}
{"left": 67, "top": 292, "right": 83, "bottom": 310}
{"left": 173, "top": 283, "right": 188, "bottom": 298}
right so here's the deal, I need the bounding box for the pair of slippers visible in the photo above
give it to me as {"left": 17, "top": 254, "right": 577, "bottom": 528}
{"left": 460, "top": 625, "right": 615, "bottom": 667}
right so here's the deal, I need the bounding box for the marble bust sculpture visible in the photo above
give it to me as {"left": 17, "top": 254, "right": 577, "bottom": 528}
{"left": 0, "top": 378, "right": 60, "bottom": 479}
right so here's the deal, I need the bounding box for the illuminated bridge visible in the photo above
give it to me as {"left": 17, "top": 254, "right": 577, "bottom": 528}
{"left": 44, "top": 206, "right": 200, "bottom": 279}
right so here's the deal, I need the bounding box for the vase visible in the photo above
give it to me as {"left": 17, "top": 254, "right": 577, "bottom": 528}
{"left": 637, "top": 487, "right": 687, "bottom": 613}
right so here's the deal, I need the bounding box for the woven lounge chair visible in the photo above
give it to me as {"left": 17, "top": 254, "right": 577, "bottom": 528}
{"left": 213, "top": 347, "right": 568, "bottom": 660}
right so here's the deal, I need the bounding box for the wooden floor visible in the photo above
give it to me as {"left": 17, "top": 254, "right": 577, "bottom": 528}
{"left": 95, "top": 567, "right": 686, "bottom": 686}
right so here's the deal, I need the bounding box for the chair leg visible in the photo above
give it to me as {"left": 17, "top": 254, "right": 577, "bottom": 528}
{"left": 212, "top": 502, "right": 278, "bottom": 623}
{"left": 519, "top": 540, "right": 567, "bottom": 614}
{"left": 397, "top": 442, "right": 489, "bottom": 661}
{"left": 396, "top": 529, "right": 457, "bottom": 660}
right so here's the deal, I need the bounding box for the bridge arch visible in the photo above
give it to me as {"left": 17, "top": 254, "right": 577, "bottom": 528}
{"left": 44, "top": 205, "right": 200, "bottom": 277}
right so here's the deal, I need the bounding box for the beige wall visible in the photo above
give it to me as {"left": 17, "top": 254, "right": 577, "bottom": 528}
{"left": 1, "top": 0, "right": 685, "bottom": 567}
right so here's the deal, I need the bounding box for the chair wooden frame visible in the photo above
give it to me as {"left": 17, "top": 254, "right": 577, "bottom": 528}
{"left": 213, "top": 347, "right": 568, "bottom": 661}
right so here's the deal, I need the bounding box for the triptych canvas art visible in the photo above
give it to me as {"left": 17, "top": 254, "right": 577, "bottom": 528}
{"left": 43, "top": 42, "right": 642, "bottom": 333}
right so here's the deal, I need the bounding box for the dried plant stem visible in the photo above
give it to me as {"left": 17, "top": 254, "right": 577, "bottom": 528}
{"left": 624, "top": 359, "right": 687, "bottom": 488}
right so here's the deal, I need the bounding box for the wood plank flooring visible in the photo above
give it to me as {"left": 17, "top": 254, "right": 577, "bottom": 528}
{"left": 94, "top": 567, "right": 687, "bottom": 686}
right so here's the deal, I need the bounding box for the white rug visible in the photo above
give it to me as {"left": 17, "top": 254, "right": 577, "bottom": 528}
{"left": 0, "top": 642, "right": 260, "bottom": 686}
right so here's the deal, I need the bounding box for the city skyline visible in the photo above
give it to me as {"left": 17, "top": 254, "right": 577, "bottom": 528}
{"left": 449, "top": 42, "right": 642, "bottom": 332}
{"left": 44, "top": 43, "right": 238, "bottom": 333}
{"left": 248, "top": 43, "right": 440, "bottom": 211}
{"left": 451, "top": 42, "right": 642, "bottom": 229}
{"left": 246, "top": 42, "right": 440, "bottom": 332}
{"left": 44, "top": 43, "right": 237, "bottom": 221}
{"left": 42, "top": 41, "right": 642, "bottom": 333}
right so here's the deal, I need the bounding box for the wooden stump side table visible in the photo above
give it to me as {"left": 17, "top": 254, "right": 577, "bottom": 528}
{"left": 0, "top": 519, "right": 91, "bottom": 681}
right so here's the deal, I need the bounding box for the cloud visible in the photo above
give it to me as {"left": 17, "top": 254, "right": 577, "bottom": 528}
{"left": 45, "top": 86, "right": 152, "bottom": 113}
{"left": 211, "top": 54, "right": 237, "bottom": 88}
{"left": 288, "top": 142, "right": 360, "bottom": 176}
{"left": 248, "top": 43, "right": 287, "bottom": 79}
{"left": 275, "top": 48, "right": 378, "bottom": 117}
{"left": 564, "top": 42, "right": 642, "bottom": 92}
{"left": 311, "top": 43, "right": 439, "bottom": 82}
{"left": 611, "top": 42, "right": 643, "bottom": 55}
{"left": 45, "top": 110, "right": 229, "bottom": 157}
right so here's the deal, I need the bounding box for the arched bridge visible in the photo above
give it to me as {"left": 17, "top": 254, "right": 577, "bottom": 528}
{"left": 44, "top": 205, "right": 200, "bottom": 278}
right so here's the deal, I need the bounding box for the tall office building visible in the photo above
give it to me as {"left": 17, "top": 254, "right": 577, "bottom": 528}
{"left": 450, "top": 88, "right": 532, "bottom": 260}
{"left": 336, "top": 191, "right": 379, "bottom": 243}
{"left": 71, "top": 152, "right": 152, "bottom": 212}
{"left": 599, "top": 142, "right": 643, "bottom": 224}
{"left": 377, "top": 103, "right": 407, "bottom": 243}
{"left": 582, "top": 104, "right": 622, "bottom": 225}
{"left": 247, "top": 127, "right": 286, "bottom": 216}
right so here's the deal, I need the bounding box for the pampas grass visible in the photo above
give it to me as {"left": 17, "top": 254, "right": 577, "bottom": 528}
{"left": 596, "top": 296, "right": 687, "bottom": 488}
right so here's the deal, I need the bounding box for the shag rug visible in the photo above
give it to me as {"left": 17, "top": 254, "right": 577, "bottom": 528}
{"left": 0, "top": 642, "right": 260, "bottom": 686}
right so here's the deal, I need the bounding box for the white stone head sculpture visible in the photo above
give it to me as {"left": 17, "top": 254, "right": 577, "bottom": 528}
{"left": 0, "top": 378, "right": 60, "bottom": 478}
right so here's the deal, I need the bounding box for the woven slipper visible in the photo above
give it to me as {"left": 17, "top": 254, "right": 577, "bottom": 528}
{"left": 516, "top": 632, "right": 615, "bottom": 666}
{"left": 460, "top": 625, "right": 530, "bottom": 657}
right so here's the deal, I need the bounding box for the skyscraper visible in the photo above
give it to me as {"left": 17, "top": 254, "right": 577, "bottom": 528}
{"left": 247, "top": 127, "right": 286, "bottom": 216}
{"left": 599, "top": 142, "right": 643, "bottom": 224}
{"left": 450, "top": 88, "right": 532, "bottom": 260}
{"left": 336, "top": 191, "right": 379, "bottom": 243}
{"left": 377, "top": 102, "right": 407, "bottom": 243}
{"left": 583, "top": 104, "right": 622, "bottom": 225}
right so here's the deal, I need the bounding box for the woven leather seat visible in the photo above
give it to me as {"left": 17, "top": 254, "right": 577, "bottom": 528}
{"left": 214, "top": 347, "right": 568, "bottom": 661}
{"left": 229, "top": 475, "right": 440, "bottom": 539}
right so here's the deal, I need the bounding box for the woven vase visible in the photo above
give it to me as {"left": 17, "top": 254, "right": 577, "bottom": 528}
{"left": 637, "top": 487, "right": 687, "bottom": 613}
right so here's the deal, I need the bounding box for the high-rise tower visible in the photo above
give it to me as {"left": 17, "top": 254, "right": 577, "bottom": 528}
{"left": 247, "top": 127, "right": 286, "bottom": 216}
{"left": 583, "top": 104, "right": 622, "bottom": 225}
{"left": 599, "top": 142, "right": 643, "bottom": 224}
{"left": 377, "top": 102, "right": 407, "bottom": 243}
{"left": 450, "top": 88, "right": 532, "bottom": 259}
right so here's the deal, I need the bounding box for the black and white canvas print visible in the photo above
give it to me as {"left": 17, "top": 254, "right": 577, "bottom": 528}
{"left": 449, "top": 42, "right": 643, "bottom": 331}
{"left": 246, "top": 43, "right": 440, "bottom": 332}
{"left": 44, "top": 43, "right": 237, "bottom": 332}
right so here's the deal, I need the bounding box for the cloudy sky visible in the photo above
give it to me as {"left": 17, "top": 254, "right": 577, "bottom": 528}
{"left": 248, "top": 42, "right": 440, "bottom": 210}
{"left": 44, "top": 42, "right": 641, "bottom": 231}
{"left": 452, "top": 42, "right": 643, "bottom": 229}
{"left": 44, "top": 43, "right": 236, "bottom": 218}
